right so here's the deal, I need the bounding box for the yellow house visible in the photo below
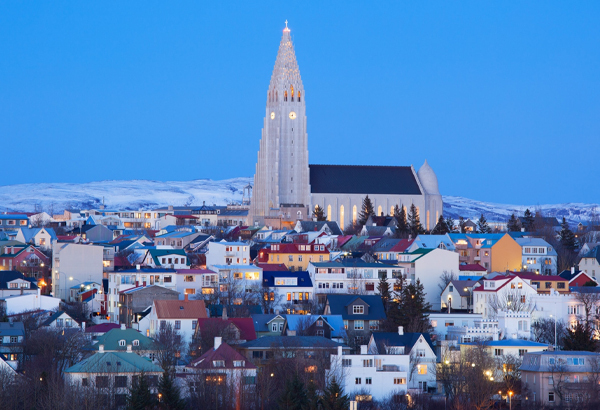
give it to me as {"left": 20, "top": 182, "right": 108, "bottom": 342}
{"left": 490, "top": 234, "right": 523, "bottom": 273}
{"left": 257, "top": 243, "right": 330, "bottom": 271}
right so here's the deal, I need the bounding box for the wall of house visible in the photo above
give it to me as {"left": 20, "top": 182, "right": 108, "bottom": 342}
{"left": 52, "top": 243, "right": 103, "bottom": 300}
{"left": 491, "top": 235, "right": 522, "bottom": 273}
{"left": 414, "top": 248, "right": 460, "bottom": 311}
{"left": 206, "top": 243, "right": 250, "bottom": 268}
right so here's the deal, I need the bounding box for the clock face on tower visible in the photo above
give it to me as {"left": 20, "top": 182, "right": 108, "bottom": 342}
{"left": 270, "top": 112, "right": 275, "bottom": 120}
{"left": 289, "top": 111, "right": 297, "bottom": 120}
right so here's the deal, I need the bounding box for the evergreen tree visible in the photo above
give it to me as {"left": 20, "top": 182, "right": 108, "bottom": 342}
{"left": 127, "top": 373, "right": 157, "bottom": 410}
{"left": 431, "top": 215, "right": 449, "bottom": 234}
{"left": 559, "top": 217, "right": 577, "bottom": 252}
{"left": 158, "top": 371, "right": 186, "bottom": 410}
{"left": 305, "top": 381, "right": 321, "bottom": 410}
{"left": 312, "top": 205, "right": 326, "bottom": 222}
{"left": 392, "top": 279, "right": 433, "bottom": 333}
{"left": 394, "top": 205, "right": 408, "bottom": 238}
{"left": 377, "top": 275, "right": 391, "bottom": 313}
{"left": 407, "top": 204, "right": 424, "bottom": 238}
{"left": 563, "top": 323, "right": 599, "bottom": 352}
{"left": 523, "top": 209, "right": 535, "bottom": 232}
{"left": 445, "top": 216, "right": 456, "bottom": 233}
{"left": 507, "top": 214, "right": 521, "bottom": 232}
{"left": 458, "top": 216, "right": 466, "bottom": 233}
{"left": 358, "top": 195, "right": 375, "bottom": 226}
{"left": 477, "top": 214, "right": 491, "bottom": 234}
{"left": 278, "top": 374, "right": 308, "bottom": 410}
{"left": 321, "top": 378, "right": 349, "bottom": 410}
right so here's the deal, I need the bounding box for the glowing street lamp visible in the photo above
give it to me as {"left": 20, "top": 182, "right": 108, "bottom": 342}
{"left": 509, "top": 391, "right": 513, "bottom": 410}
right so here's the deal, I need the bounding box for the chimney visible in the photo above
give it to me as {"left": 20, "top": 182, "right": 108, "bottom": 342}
{"left": 127, "top": 344, "right": 132, "bottom": 352}
{"left": 82, "top": 321, "right": 86, "bottom": 332}
{"left": 135, "top": 281, "right": 139, "bottom": 287}
{"left": 398, "top": 326, "right": 404, "bottom": 336}
{"left": 275, "top": 309, "right": 280, "bottom": 315}
{"left": 571, "top": 266, "right": 575, "bottom": 274}
{"left": 337, "top": 346, "right": 343, "bottom": 356}
{"left": 168, "top": 205, "right": 173, "bottom": 211}
{"left": 136, "top": 264, "right": 140, "bottom": 271}
{"left": 214, "top": 336, "right": 222, "bottom": 350}
{"left": 360, "top": 345, "right": 367, "bottom": 355}
{"left": 121, "top": 323, "right": 126, "bottom": 330}
{"left": 184, "top": 293, "right": 189, "bottom": 302}
{"left": 222, "top": 306, "right": 228, "bottom": 320}
{"left": 99, "top": 344, "right": 104, "bottom": 352}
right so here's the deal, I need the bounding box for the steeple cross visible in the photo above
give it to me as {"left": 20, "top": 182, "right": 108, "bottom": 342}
{"left": 285, "top": 20, "right": 288, "bottom": 29}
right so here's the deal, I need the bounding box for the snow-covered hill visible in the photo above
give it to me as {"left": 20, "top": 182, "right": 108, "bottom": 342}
{"left": 0, "top": 178, "right": 596, "bottom": 224}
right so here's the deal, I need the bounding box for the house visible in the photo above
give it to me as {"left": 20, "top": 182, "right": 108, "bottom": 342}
{"left": 15, "top": 227, "right": 57, "bottom": 249}
{"left": 68, "top": 281, "right": 103, "bottom": 303}
{"left": 0, "top": 214, "right": 29, "bottom": 232}
{"left": 251, "top": 313, "right": 287, "bottom": 338}
{"left": 294, "top": 220, "right": 343, "bottom": 236}
{"left": 511, "top": 272, "right": 570, "bottom": 294}
{"left": 142, "top": 295, "right": 208, "bottom": 345}
{"left": 1, "top": 292, "right": 61, "bottom": 315}
{"left": 0, "top": 270, "right": 39, "bottom": 297}
{"left": 184, "top": 337, "right": 257, "bottom": 405}
{"left": 324, "top": 294, "right": 386, "bottom": 346}
{"left": 559, "top": 267, "right": 597, "bottom": 287}
{"left": 41, "top": 311, "right": 80, "bottom": 329}
{"left": 195, "top": 318, "right": 257, "bottom": 348}
{"left": 472, "top": 273, "right": 538, "bottom": 319}
{"left": 118, "top": 285, "right": 179, "bottom": 327}
{"left": 0, "top": 353, "right": 18, "bottom": 378}
{"left": 209, "top": 264, "right": 263, "bottom": 305}
{"left": 373, "top": 238, "right": 414, "bottom": 262}
{"left": 141, "top": 248, "right": 189, "bottom": 269}
{"left": 282, "top": 314, "right": 346, "bottom": 342}
{"left": 461, "top": 339, "right": 548, "bottom": 360}
{"left": 73, "top": 224, "right": 114, "bottom": 242}
{"left": 64, "top": 350, "right": 163, "bottom": 405}
{"left": 440, "top": 280, "right": 478, "bottom": 311}
{"left": 51, "top": 242, "right": 104, "bottom": 301}
{"left": 368, "top": 326, "right": 437, "bottom": 392}
{"left": 0, "top": 244, "right": 49, "bottom": 276}
{"left": 520, "top": 351, "right": 600, "bottom": 407}
{"left": 447, "top": 233, "right": 522, "bottom": 273}
{"left": 256, "top": 243, "right": 330, "bottom": 271}
{"left": 515, "top": 237, "right": 558, "bottom": 275}
{"left": 87, "top": 324, "right": 159, "bottom": 361}
{"left": 153, "top": 228, "right": 200, "bottom": 249}
{"left": 175, "top": 268, "right": 219, "bottom": 298}
{"left": 206, "top": 241, "right": 250, "bottom": 268}
{"left": 85, "top": 323, "right": 121, "bottom": 341}
{"left": 328, "top": 344, "right": 409, "bottom": 401}
{"left": 458, "top": 263, "right": 487, "bottom": 279}
{"left": 261, "top": 271, "right": 313, "bottom": 314}
{"left": 408, "top": 234, "right": 456, "bottom": 252}
{"left": 359, "top": 225, "right": 394, "bottom": 237}
{"left": 579, "top": 245, "right": 600, "bottom": 278}
{"left": 427, "top": 311, "right": 483, "bottom": 342}
{"left": 0, "top": 322, "right": 25, "bottom": 369}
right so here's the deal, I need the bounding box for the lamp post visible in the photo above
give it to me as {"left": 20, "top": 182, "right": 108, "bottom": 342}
{"left": 550, "top": 313, "right": 557, "bottom": 349}
{"left": 509, "top": 390, "right": 513, "bottom": 410}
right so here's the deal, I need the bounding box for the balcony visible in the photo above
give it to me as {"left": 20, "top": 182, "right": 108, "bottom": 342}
{"left": 315, "top": 273, "right": 346, "bottom": 281}
{"left": 376, "top": 365, "right": 407, "bottom": 372}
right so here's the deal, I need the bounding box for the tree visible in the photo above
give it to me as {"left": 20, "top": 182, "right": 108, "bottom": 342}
{"left": 157, "top": 371, "right": 185, "bottom": 410}
{"left": 312, "top": 205, "right": 326, "bottom": 222}
{"left": 563, "top": 323, "right": 599, "bottom": 352}
{"left": 437, "top": 270, "right": 457, "bottom": 296}
{"left": 431, "top": 215, "right": 449, "bottom": 234}
{"left": 458, "top": 216, "right": 466, "bottom": 233}
{"left": 321, "top": 378, "right": 349, "bottom": 410}
{"left": 377, "top": 275, "right": 391, "bottom": 313}
{"left": 127, "top": 372, "right": 157, "bottom": 410}
{"left": 155, "top": 323, "right": 184, "bottom": 371}
{"left": 531, "top": 318, "right": 568, "bottom": 347}
{"left": 358, "top": 196, "right": 375, "bottom": 226}
{"left": 305, "top": 381, "right": 321, "bottom": 410}
{"left": 559, "top": 217, "right": 577, "bottom": 252}
{"left": 507, "top": 213, "right": 521, "bottom": 232}
{"left": 407, "top": 204, "right": 424, "bottom": 238}
{"left": 277, "top": 374, "right": 308, "bottom": 410}
{"left": 392, "top": 279, "right": 432, "bottom": 333}
{"left": 523, "top": 209, "right": 535, "bottom": 232}
{"left": 477, "top": 214, "right": 491, "bottom": 234}
{"left": 445, "top": 216, "right": 456, "bottom": 233}
{"left": 394, "top": 205, "right": 408, "bottom": 238}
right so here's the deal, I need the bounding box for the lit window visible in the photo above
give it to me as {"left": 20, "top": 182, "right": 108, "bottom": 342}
{"left": 353, "top": 305, "right": 364, "bottom": 314}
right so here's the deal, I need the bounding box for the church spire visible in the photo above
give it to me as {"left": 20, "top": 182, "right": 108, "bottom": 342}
{"left": 268, "top": 21, "right": 303, "bottom": 105}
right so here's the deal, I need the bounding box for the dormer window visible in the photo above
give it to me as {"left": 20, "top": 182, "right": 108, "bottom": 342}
{"left": 353, "top": 305, "right": 364, "bottom": 314}
{"left": 119, "top": 340, "right": 126, "bottom": 347}
{"left": 132, "top": 340, "right": 139, "bottom": 346}
{"left": 213, "top": 360, "right": 225, "bottom": 368}
{"left": 233, "top": 360, "right": 244, "bottom": 367}
{"left": 316, "top": 320, "right": 323, "bottom": 327}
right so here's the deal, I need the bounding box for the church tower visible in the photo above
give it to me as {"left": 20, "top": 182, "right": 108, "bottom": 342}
{"left": 250, "top": 22, "right": 310, "bottom": 225}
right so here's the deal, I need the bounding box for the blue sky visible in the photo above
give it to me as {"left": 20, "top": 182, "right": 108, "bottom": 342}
{"left": 1, "top": 2, "right": 599, "bottom": 204}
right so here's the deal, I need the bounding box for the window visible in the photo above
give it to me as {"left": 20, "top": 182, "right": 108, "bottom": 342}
{"left": 557, "top": 282, "right": 565, "bottom": 289}
{"left": 82, "top": 378, "right": 88, "bottom": 386}
{"left": 353, "top": 305, "right": 364, "bottom": 314}
{"left": 96, "top": 376, "right": 109, "bottom": 388}
{"left": 363, "top": 359, "right": 373, "bottom": 367}
{"left": 233, "top": 360, "right": 244, "bottom": 367}
{"left": 354, "top": 320, "right": 364, "bottom": 330}
{"left": 213, "top": 360, "right": 225, "bottom": 367}
{"left": 164, "top": 275, "right": 172, "bottom": 283}
{"left": 394, "top": 378, "right": 406, "bottom": 385}
{"left": 316, "top": 330, "right": 324, "bottom": 337}
{"left": 118, "top": 339, "right": 126, "bottom": 347}
{"left": 184, "top": 275, "right": 194, "bottom": 282}
{"left": 549, "top": 357, "right": 555, "bottom": 365}
{"left": 369, "top": 321, "right": 379, "bottom": 331}
{"left": 519, "top": 349, "right": 527, "bottom": 356}
{"left": 288, "top": 255, "right": 293, "bottom": 262}
{"left": 449, "top": 285, "right": 454, "bottom": 292}
{"left": 494, "top": 349, "right": 504, "bottom": 356}
{"left": 355, "top": 378, "right": 362, "bottom": 385}
{"left": 175, "top": 320, "right": 181, "bottom": 329}
{"left": 192, "top": 320, "right": 197, "bottom": 330}
{"left": 272, "top": 323, "right": 278, "bottom": 332}
{"left": 343, "top": 320, "right": 348, "bottom": 329}
{"left": 365, "top": 378, "right": 372, "bottom": 385}
{"left": 279, "top": 323, "right": 284, "bottom": 332}
{"left": 185, "top": 288, "right": 196, "bottom": 295}
{"left": 342, "top": 359, "right": 352, "bottom": 367}
{"left": 548, "top": 392, "right": 554, "bottom": 402}
{"left": 365, "top": 283, "right": 375, "bottom": 291}
{"left": 114, "top": 376, "right": 127, "bottom": 388}
{"left": 417, "top": 364, "right": 427, "bottom": 374}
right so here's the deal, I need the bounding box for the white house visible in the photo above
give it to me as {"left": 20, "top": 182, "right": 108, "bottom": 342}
{"left": 41, "top": 311, "right": 81, "bottom": 329}
{"left": 15, "top": 227, "right": 57, "bottom": 249}
{"left": 428, "top": 312, "right": 483, "bottom": 341}
{"left": 327, "top": 345, "right": 409, "bottom": 402}
{"left": 1, "top": 291, "right": 61, "bottom": 315}
{"left": 515, "top": 237, "right": 558, "bottom": 275}
{"left": 52, "top": 242, "right": 104, "bottom": 300}
{"left": 141, "top": 248, "right": 189, "bottom": 269}
{"left": 206, "top": 241, "right": 250, "bottom": 268}
{"left": 174, "top": 268, "right": 219, "bottom": 299}
{"left": 473, "top": 274, "right": 538, "bottom": 319}
{"left": 210, "top": 265, "right": 263, "bottom": 304}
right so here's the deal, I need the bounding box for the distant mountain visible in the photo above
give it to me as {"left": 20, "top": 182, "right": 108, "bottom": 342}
{"left": 0, "top": 179, "right": 596, "bottom": 225}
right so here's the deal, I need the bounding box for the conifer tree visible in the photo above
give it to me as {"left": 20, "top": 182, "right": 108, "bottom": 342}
{"left": 358, "top": 195, "right": 375, "bottom": 226}
{"left": 445, "top": 216, "right": 456, "bottom": 233}
{"left": 393, "top": 279, "right": 432, "bottom": 333}
{"left": 312, "top": 205, "right": 326, "bottom": 222}
{"left": 127, "top": 373, "right": 156, "bottom": 410}
{"left": 394, "top": 205, "right": 408, "bottom": 238}
{"left": 458, "top": 216, "right": 466, "bottom": 233}
{"left": 563, "top": 323, "right": 599, "bottom": 352}
{"left": 377, "top": 275, "right": 391, "bottom": 313}
{"left": 158, "top": 370, "right": 186, "bottom": 410}
{"left": 278, "top": 374, "right": 307, "bottom": 410}
{"left": 407, "top": 204, "right": 424, "bottom": 238}
{"left": 432, "top": 215, "right": 449, "bottom": 234}
{"left": 477, "top": 214, "right": 491, "bottom": 233}
{"left": 321, "top": 378, "right": 350, "bottom": 410}
{"left": 559, "top": 217, "right": 576, "bottom": 252}
{"left": 305, "top": 381, "right": 321, "bottom": 410}
{"left": 523, "top": 209, "right": 535, "bottom": 232}
{"left": 507, "top": 213, "right": 521, "bottom": 232}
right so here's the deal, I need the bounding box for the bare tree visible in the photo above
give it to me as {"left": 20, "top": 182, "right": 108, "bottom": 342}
{"left": 574, "top": 288, "right": 600, "bottom": 333}
{"left": 155, "top": 323, "right": 184, "bottom": 371}
{"left": 531, "top": 317, "right": 568, "bottom": 347}
{"left": 438, "top": 270, "right": 457, "bottom": 295}
{"left": 488, "top": 287, "right": 535, "bottom": 317}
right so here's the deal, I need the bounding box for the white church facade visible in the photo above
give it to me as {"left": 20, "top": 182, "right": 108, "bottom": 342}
{"left": 250, "top": 23, "right": 443, "bottom": 231}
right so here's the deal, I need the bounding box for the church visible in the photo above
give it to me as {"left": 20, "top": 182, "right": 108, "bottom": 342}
{"left": 249, "top": 23, "right": 443, "bottom": 231}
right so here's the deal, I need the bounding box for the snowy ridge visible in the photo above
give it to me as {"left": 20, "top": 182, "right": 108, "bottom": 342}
{"left": 0, "top": 179, "right": 596, "bottom": 224}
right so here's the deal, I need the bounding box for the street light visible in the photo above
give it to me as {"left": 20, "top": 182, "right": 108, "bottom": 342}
{"left": 509, "top": 390, "right": 513, "bottom": 410}
{"left": 550, "top": 314, "right": 557, "bottom": 349}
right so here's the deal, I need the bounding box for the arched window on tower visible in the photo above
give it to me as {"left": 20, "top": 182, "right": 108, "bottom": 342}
{"left": 378, "top": 206, "right": 383, "bottom": 217}
{"left": 284, "top": 91, "right": 288, "bottom": 102}
{"left": 268, "top": 91, "right": 271, "bottom": 102}
{"left": 298, "top": 91, "right": 301, "bottom": 102}
{"left": 390, "top": 206, "right": 395, "bottom": 216}
{"left": 340, "top": 205, "right": 345, "bottom": 231}
{"left": 291, "top": 85, "right": 294, "bottom": 102}
{"left": 327, "top": 205, "right": 331, "bottom": 222}
{"left": 353, "top": 205, "right": 357, "bottom": 224}
{"left": 276, "top": 91, "right": 278, "bottom": 102}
